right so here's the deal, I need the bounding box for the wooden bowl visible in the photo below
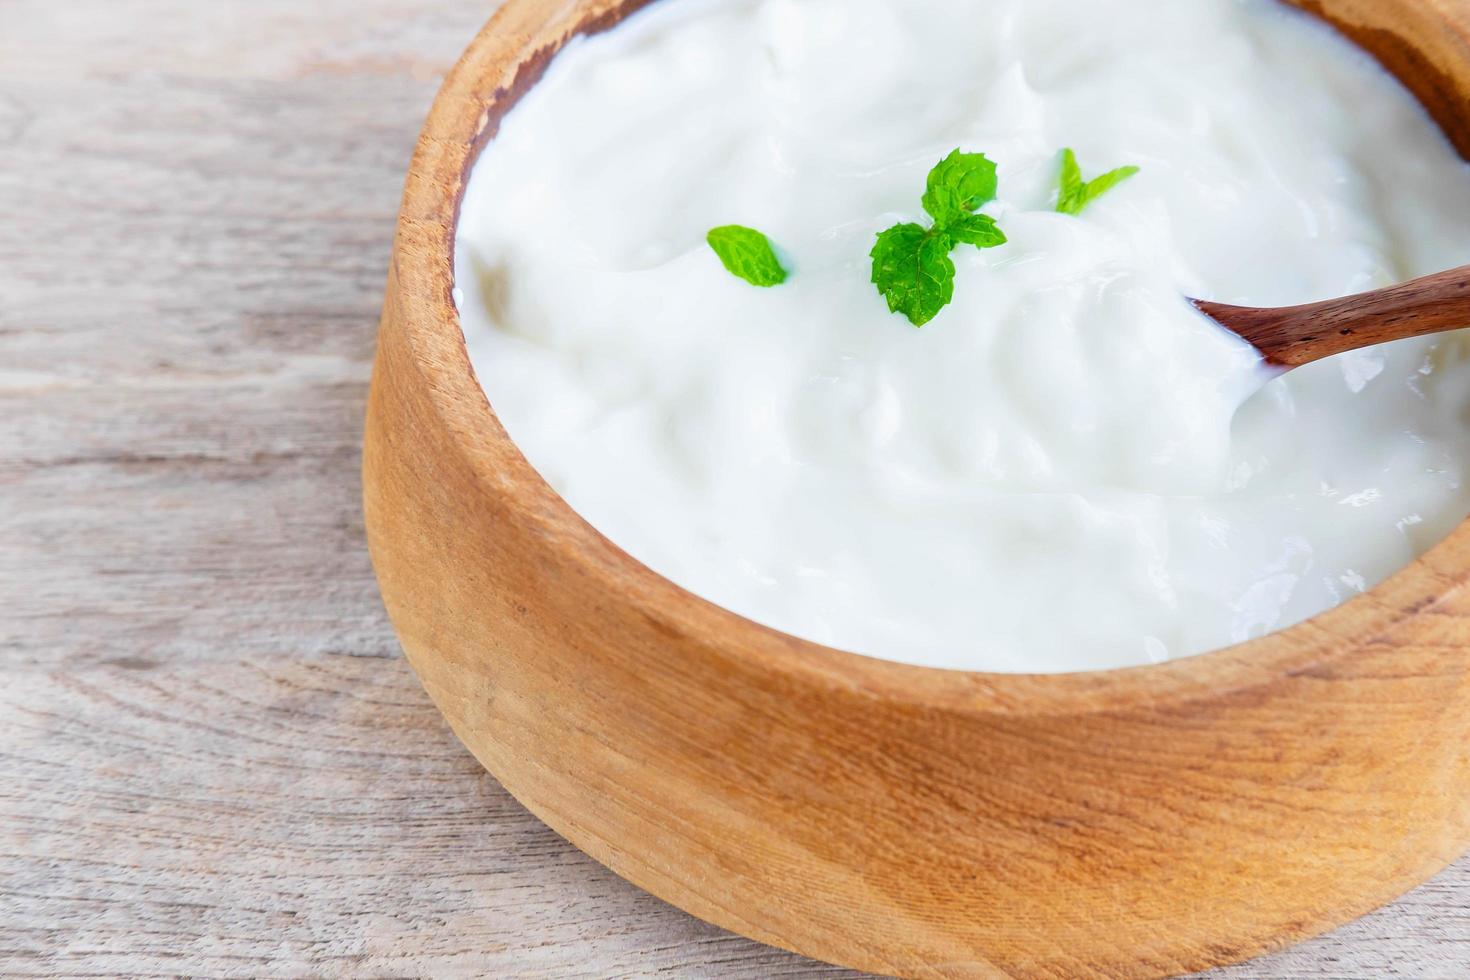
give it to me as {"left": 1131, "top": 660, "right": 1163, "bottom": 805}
{"left": 364, "top": 2, "right": 1470, "bottom": 976}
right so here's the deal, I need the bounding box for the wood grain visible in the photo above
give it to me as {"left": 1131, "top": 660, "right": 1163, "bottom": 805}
{"left": 1196, "top": 264, "right": 1470, "bottom": 368}
{"left": 3, "top": 0, "right": 1469, "bottom": 977}
{"left": 1, "top": 656, "right": 849, "bottom": 978}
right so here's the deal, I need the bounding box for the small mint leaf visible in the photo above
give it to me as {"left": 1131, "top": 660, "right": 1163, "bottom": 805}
{"left": 870, "top": 223, "right": 956, "bottom": 327}
{"left": 1057, "top": 148, "right": 1084, "bottom": 211}
{"left": 921, "top": 149, "right": 999, "bottom": 227}
{"left": 949, "top": 213, "right": 1007, "bottom": 249}
{"left": 1055, "top": 148, "right": 1139, "bottom": 215}
{"left": 706, "top": 225, "right": 788, "bottom": 287}
{"left": 1084, "top": 165, "right": 1141, "bottom": 202}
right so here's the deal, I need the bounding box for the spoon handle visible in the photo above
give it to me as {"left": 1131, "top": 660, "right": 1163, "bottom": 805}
{"left": 1193, "top": 263, "right": 1470, "bottom": 368}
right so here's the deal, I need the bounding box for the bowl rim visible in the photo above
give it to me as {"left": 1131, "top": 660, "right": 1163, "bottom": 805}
{"left": 391, "top": 0, "right": 1470, "bottom": 717}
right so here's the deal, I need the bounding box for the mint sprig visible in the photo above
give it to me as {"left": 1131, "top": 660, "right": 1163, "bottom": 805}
{"left": 870, "top": 224, "right": 956, "bottom": 328}
{"left": 921, "top": 150, "right": 999, "bottom": 227}
{"left": 707, "top": 225, "right": 787, "bottom": 287}
{"left": 871, "top": 150, "right": 1008, "bottom": 327}
{"left": 1055, "top": 148, "right": 1140, "bottom": 216}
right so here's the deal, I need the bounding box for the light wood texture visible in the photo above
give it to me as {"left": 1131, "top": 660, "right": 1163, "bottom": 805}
{"left": 366, "top": 1, "right": 1470, "bottom": 978}
{"left": 1196, "top": 264, "right": 1470, "bottom": 368}
{"left": 2, "top": 0, "right": 1469, "bottom": 977}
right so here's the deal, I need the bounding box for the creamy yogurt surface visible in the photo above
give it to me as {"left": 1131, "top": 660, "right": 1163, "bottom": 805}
{"left": 455, "top": 0, "right": 1470, "bottom": 672}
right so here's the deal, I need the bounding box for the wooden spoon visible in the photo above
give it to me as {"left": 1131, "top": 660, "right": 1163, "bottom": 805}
{"left": 1192, "top": 263, "right": 1470, "bottom": 368}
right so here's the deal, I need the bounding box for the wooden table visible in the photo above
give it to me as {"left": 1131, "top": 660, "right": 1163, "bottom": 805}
{"left": 2, "top": 1, "right": 1466, "bottom": 975}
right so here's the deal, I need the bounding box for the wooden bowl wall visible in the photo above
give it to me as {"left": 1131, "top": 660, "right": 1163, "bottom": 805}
{"left": 364, "top": 1, "right": 1470, "bottom": 976}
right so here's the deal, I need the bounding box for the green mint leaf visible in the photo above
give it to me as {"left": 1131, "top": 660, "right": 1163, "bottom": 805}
{"left": 948, "top": 213, "right": 1007, "bottom": 249}
{"left": 706, "top": 225, "right": 788, "bottom": 287}
{"left": 870, "top": 223, "right": 956, "bottom": 327}
{"left": 1057, "top": 148, "right": 1084, "bottom": 208}
{"left": 1083, "top": 165, "right": 1141, "bottom": 202}
{"left": 1055, "top": 148, "right": 1140, "bottom": 215}
{"left": 921, "top": 149, "right": 1000, "bottom": 227}
{"left": 871, "top": 150, "right": 1008, "bottom": 326}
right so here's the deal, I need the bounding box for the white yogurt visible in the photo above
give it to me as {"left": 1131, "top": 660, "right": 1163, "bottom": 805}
{"left": 455, "top": 0, "right": 1470, "bottom": 672}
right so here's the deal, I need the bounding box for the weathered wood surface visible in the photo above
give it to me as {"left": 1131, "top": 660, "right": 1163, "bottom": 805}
{"left": 0, "top": 1, "right": 1465, "bottom": 976}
